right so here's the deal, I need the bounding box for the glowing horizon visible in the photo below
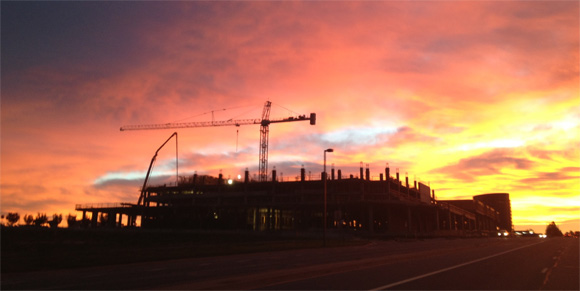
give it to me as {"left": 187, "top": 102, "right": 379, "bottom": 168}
{"left": 1, "top": 1, "right": 579, "bottom": 232}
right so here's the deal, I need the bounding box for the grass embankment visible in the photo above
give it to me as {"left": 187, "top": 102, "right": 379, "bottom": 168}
{"left": 1, "top": 227, "right": 362, "bottom": 273}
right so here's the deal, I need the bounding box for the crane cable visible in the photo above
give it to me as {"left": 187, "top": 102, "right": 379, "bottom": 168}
{"left": 169, "top": 103, "right": 257, "bottom": 123}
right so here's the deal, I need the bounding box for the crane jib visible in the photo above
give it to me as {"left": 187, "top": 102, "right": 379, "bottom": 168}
{"left": 120, "top": 114, "right": 315, "bottom": 131}
{"left": 120, "top": 101, "right": 316, "bottom": 183}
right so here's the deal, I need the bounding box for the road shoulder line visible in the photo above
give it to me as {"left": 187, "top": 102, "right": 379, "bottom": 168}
{"left": 369, "top": 240, "right": 546, "bottom": 290}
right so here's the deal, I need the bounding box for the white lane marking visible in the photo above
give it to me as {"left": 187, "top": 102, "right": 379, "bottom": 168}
{"left": 370, "top": 240, "right": 546, "bottom": 291}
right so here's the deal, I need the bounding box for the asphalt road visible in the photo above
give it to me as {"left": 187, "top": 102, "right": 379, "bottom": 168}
{"left": 2, "top": 237, "right": 578, "bottom": 290}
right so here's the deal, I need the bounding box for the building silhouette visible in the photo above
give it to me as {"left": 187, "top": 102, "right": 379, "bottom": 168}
{"left": 474, "top": 193, "right": 513, "bottom": 232}
{"left": 76, "top": 165, "right": 510, "bottom": 237}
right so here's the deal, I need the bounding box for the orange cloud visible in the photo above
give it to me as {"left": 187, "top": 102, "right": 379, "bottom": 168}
{"left": 1, "top": 1, "right": 578, "bottom": 230}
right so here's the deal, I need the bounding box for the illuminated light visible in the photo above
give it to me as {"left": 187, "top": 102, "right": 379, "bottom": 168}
{"left": 237, "top": 174, "right": 241, "bottom": 179}
{"left": 227, "top": 179, "right": 233, "bottom": 185}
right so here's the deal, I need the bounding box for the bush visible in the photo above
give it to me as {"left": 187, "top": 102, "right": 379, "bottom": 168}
{"left": 6, "top": 212, "right": 20, "bottom": 227}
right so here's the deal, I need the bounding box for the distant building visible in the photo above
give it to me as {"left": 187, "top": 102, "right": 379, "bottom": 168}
{"left": 474, "top": 193, "right": 513, "bottom": 232}
{"left": 76, "top": 165, "right": 510, "bottom": 238}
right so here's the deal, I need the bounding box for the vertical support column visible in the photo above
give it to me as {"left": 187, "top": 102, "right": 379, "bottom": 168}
{"left": 405, "top": 173, "right": 410, "bottom": 196}
{"left": 386, "top": 206, "right": 392, "bottom": 231}
{"left": 253, "top": 208, "right": 258, "bottom": 231}
{"left": 396, "top": 169, "right": 400, "bottom": 193}
{"left": 108, "top": 212, "right": 114, "bottom": 227}
{"left": 407, "top": 207, "right": 412, "bottom": 233}
{"left": 266, "top": 208, "right": 271, "bottom": 230}
{"left": 448, "top": 209, "right": 452, "bottom": 230}
{"left": 368, "top": 205, "right": 374, "bottom": 233}
{"left": 385, "top": 166, "right": 390, "bottom": 197}
{"left": 365, "top": 165, "right": 370, "bottom": 181}
{"left": 436, "top": 208, "right": 440, "bottom": 231}
{"left": 82, "top": 211, "right": 88, "bottom": 228}
{"left": 91, "top": 211, "right": 98, "bottom": 228}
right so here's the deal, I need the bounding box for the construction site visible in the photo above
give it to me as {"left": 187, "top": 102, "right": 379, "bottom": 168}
{"left": 76, "top": 101, "right": 512, "bottom": 238}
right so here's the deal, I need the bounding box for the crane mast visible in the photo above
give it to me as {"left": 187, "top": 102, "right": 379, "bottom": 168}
{"left": 259, "top": 102, "right": 272, "bottom": 182}
{"left": 121, "top": 101, "right": 316, "bottom": 182}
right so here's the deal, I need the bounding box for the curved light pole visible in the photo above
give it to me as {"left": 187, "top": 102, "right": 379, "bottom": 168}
{"left": 323, "top": 148, "right": 333, "bottom": 247}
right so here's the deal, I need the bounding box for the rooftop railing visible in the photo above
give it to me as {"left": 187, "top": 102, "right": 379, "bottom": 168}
{"left": 75, "top": 202, "right": 135, "bottom": 210}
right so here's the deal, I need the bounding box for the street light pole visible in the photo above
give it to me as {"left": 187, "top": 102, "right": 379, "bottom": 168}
{"left": 323, "top": 148, "right": 333, "bottom": 247}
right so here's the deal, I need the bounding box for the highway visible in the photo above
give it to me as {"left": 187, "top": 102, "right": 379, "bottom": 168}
{"left": 2, "top": 237, "right": 578, "bottom": 290}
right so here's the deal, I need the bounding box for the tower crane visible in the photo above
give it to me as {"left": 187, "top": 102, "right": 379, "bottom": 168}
{"left": 121, "top": 101, "right": 316, "bottom": 182}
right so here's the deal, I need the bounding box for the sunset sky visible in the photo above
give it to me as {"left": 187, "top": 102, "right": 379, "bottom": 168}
{"left": 2, "top": 1, "right": 579, "bottom": 232}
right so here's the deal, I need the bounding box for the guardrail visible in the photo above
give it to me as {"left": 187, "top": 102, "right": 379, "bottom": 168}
{"left": 75, "top": 203, "right": 135, "bottom": 210}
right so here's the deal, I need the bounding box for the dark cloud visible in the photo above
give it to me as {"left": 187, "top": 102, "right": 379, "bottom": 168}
{"left": 382, "top": 126, "right": 440, "bottom": 148}
{"left": 432, "top": 149, "right": 534, "bottom": 182}
{"left": 519, "top": 167, "right": 580, "bottom": 184}
{"left": 526, "top": 146, "right": 579, "bottom": 162}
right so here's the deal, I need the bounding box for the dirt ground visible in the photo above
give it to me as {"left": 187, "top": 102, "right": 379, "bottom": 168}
{"left": 1, "top": 227, "right": 362, "bottom": 273}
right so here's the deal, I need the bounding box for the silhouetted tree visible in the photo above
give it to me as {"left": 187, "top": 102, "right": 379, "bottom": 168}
{"left": 6, "top": 212, "right": 20, "bottom": 227}
{"left": 48, "top": 214, "right": 63, "bottom": 228}
{"left": 33, "top": 213, "right": 48, "bottom": 227}
{"left": 23, "top": 214, "right": 34, "bottom": 225}
{"left": 545, "top": 221, "right": 563, "bottom": 237}
{"left": 66, "top": 214, "right": 78, "bottom": 228}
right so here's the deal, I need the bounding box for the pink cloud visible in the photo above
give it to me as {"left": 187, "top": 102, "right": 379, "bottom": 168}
{"left": 1, "top": 1, "right": 578, "bottom": 226}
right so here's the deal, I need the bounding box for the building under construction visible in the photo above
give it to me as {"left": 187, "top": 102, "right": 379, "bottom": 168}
{"left": 76, "top": 166, "right": 511, "bottom": 237}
